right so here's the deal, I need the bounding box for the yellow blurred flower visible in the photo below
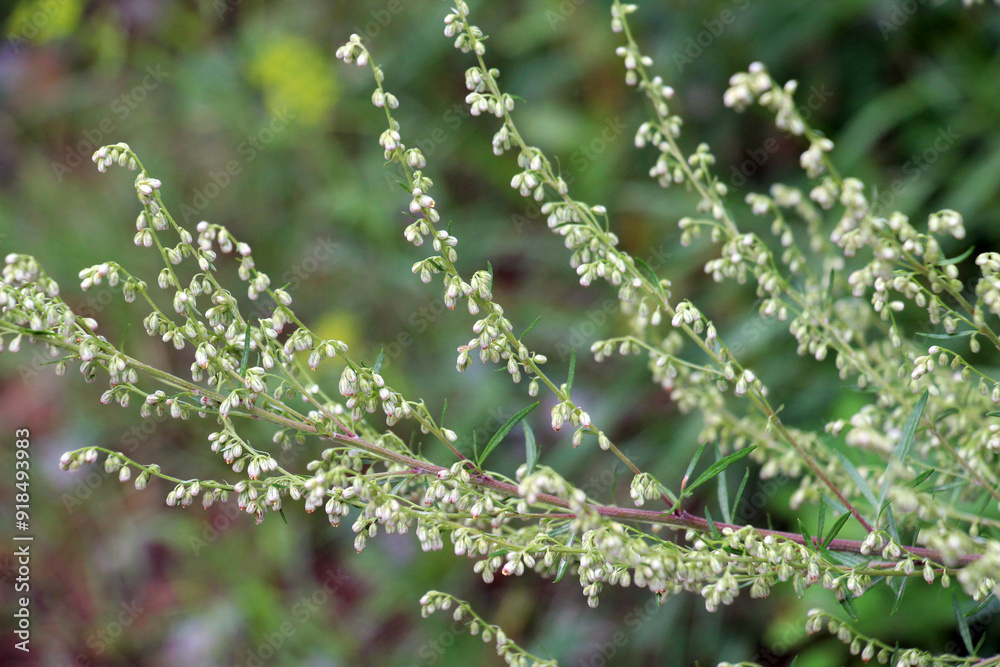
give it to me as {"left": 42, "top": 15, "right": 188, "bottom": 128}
{"left": 249, "top": 35, "right": 338, "bottom": 127}
{"left": 7, "top": 0, "right": 83, "bottom": 44}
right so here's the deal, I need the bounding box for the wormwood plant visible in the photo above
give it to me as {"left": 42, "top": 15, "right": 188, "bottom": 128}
{"left": 4, "top": 2, "right": 1000, "bottom": 665}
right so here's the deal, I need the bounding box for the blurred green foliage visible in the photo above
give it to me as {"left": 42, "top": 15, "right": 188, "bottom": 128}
{"left": 1, "top": 0, "right": 999, "bottom": 665}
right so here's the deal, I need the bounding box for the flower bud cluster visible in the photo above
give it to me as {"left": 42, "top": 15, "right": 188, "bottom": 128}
{"left": 337, "top": 365, "right": 413, "bottom": 425}
{"left": 92, "top": 142, "right": 136, "bottom": 172}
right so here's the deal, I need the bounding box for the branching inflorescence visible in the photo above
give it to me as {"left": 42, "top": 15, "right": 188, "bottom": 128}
{"left": 2, "top": 1, "right": 1000, "bottom": 665}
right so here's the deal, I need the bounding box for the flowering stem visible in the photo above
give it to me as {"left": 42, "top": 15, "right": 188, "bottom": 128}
{"left": 448, "top": 7, "right": 874, "bottom": 532}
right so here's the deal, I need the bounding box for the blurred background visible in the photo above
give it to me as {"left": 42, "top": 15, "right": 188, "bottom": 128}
{"left": 2, "top": 0, "right": 1000, "bottom": 665}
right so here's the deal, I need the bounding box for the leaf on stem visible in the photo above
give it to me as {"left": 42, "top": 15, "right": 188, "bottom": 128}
{"left": 633, "top": 257, "right": 661, "bottom": 294}
{"left": 935, "top": 406, "right": 959, "bottom": 423}
{"left": 730, "top": 468, "right": 750, "bottom": 522}
{"left": 682, "top": 442, "right": 707, "bottom": 492}
{"left": 817, "top": 496, "right": 827, "bottom": 545}
{"left": 118, "top": 324, "right": 131, "bottom": 352}
{"left": 553, "top": 532, "right": 575, "bottom": 584}
{"left": 799, "top": 519, "right": 816, "bottom": 551}
{"left": 717, "top": 452, "right": 732, "bottom": 524}
{"left": 524, "top": 422, "right": 538, "bottom": 476}
{"left": 685, "top": 445, "right": 757, "bottom": 496}
{"left": 477, "top": 402, "right": 539, "bottom": 467}
{"left": 916, "top": 331, "right": 975, "bottom": 339}
{"left": 239, "top": 326, "right": 252, "bottom": 377}
{"left": 877, "top": 391, "right": 927, "bottom": 521}
{"left": 821, "top": 510, "right": 852, "bottom": 550}
{"left": 705, "top": 507, "right": 720, "bottom": 540}
{"left": 910, "top": 469, "right": 934, "bottom": 487}
{"left": 839, "top": 590, "right": 860, "bottom": 621}
{"left": 519, "top": 315, "right": 542, "bottom": 339}
{"left": 567, "top": 347, "right": 576, "bottom": 392}
{"left": 936, "top": 245, "right": 974, "bottom": 266}
{"left": 836, "top": 451, "right": 878, "bottom": 510}
{"left": 889, "top": 577, "right": 907, "bottom": 616}
{"left": 953, "top": 593, "right": 975, "bottom": 655}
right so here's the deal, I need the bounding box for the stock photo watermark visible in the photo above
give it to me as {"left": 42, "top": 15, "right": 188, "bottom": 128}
{"left": 671, "top": 0, "right": 751, "bottom": 73}
{"left": 178, "top": 107, "right": 296, "bottom": 223}
{"left": 11, "top": 428, "right": 33, "bottom": 654}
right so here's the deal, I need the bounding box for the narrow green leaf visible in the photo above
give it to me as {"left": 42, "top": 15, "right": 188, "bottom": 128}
{"left": 890, "top": 577, "right": 908, "bottom": 616}
{"left": 38, "top": 358, "right": 70, "bottom": 368}
{"left": 911, "top": 469, "right": 935, "bottom": 487}
{"left": 839, "top": 590, "right": 860, "bottom": 621}
{"left": 937, "top": 245, "right": 974, "bottom": 266}
{"left": 519, "top": 315, "right": 542, "bottom": 339}
{"left": 440, "top": 399, "right": 448, "bottom": 426}
{"left": 817, "top": 496, "right": 827, "bottom": 546}
{"left": 686, "top": 445, "right": 757, "bottom": 496}
{"left": 824, "top": 268, "right": 836, "bottom": 305}
{"left": 566, "top": 347, "right": 576, "bottom": 392}
{"left": 390, "top": 477, "right": 411, "bottom": 496}
{"left": 916, "top": 330, "right": 975, "bottom": 339}
{"left": 884, "top": 505, "right": 900, "bottom": 543}
{"left": 683, "top": 442, "right": 708, "bottom": 489}
{"left": 931, "top": 480, "right": 968, "bottom": 493}
{"left": 798, "top": 518, "right": 814, "bottom": 551}
{"left": 278, "top": 508, "right": 288, "bottom": 525}
{"left": 487, "top": 549, "right": 510, "bottom": 559}
{"left": 553, "top": 533, "right": 575, "bottom": 583}
{"left": 836, "top": 451, "right": 878, "bottom": 509}
{"left": 472, "top": 432, "right": 479, "bottom": 465}
{"left": 705, "top": 507, "right": 720, "bottom": 540}
{"left": 373, "top": 348, "right": 385, "bottom": 374}
{"left": 239, "top": 326, "right": 252, "bottom": 377}
{"left": 479, "top": 402, "right": 539, "bottom": 467}
{"left": 633, "top": 257, "right": 661, "bottom": 291}
{"left": 610, "top": 465, "right": 622, "bottom": 501}
{"left": 731, "top": 468, "right": 750, "bottom": 522}
{"left": 986, "top": 410, "right": 1000, "bottom": 418}
{"left": 822, "top": 511, "right": 853, "bottom": 549}
{"left": 935, "top": 407, "right": 959, "bottom": 423}
{"left": 524, "top": 422, "right": 538, "bottom": 476}
{"left": 826, "top": 550, "right": 868, "bottom": 568}
{"left": 966, "top": 595, "right": 995, "bottom": 617}
{"left": 717, "top": 453, "right": 732, "bottom": 524}
{"left": 953, "top": 593, "right": 975, "bottom": 655}
{"left": 118, "top": 324, "right": 131, "bottom": 352}
{"left": 487, "top": 260, "right": 494, "bottom": 283}
{"left": 896, "top": 391, "right": 927, "bottom": 466}
{"left": 878, "top": 391, "right": 927, "bottom": 519}
{"left": 666, "top": 444, "right": 707, "bottom": 515}
{"left": 545, "top": 524, "right": 573, "bottom": 537}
